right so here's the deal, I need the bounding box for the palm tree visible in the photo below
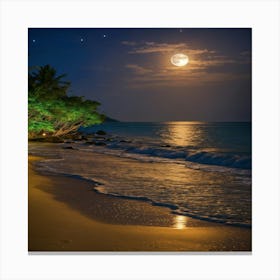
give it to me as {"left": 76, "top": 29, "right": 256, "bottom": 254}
{"left": 28, "top": 65, "right": 70, "bottom": 99}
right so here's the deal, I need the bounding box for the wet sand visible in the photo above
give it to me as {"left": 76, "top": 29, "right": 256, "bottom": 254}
{"left": 28, "top": 156, "right": 251, "bottom": 252}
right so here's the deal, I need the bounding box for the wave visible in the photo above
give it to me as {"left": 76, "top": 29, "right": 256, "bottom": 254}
{"left": 125, "top": 146, "right": 250, "bottom": 169}
{"left": 77, "top": 138, "right": 251, "bottom": 171}
{"left": 30, "top": 145, "right": 251, "bottom": 228}
{"left": 34, "top": 160, "right": 251, "bottom": 227}
{"left": 93, "top": 185, "right": 251, "bottom": 228}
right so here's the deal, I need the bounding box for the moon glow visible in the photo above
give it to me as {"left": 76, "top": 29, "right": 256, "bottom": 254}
{"left": 171, "top": 53, "right": 189, "bottom": 67}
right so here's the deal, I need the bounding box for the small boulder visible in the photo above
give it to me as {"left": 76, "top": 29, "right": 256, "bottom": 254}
{"left": 93, "top": 141, "right": 106, "bottom": 146}
{"left": 96, "top": 130, "right": 106, "bottom": 135}
{"left": 62, "top": 146, "right": 74, "bottom": 150}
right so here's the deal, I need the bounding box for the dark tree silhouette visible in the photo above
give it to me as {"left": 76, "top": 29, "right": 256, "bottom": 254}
{"left": 28, "top": 65, "right": 104, "bottom": 139}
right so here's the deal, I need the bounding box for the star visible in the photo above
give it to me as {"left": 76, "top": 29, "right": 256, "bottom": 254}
{"left": 32, "top": 39, "right": 36, "bottom": 43}
{"left": 80, "top": 38, "right": 84, "bottom": 42}
{"left": 103, "top": 34, "right": 107, "bottom": 38}
{"left": 179, "top": 29, "right": 183, "bottom": 33}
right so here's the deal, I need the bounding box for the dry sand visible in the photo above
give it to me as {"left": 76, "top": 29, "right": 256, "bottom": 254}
{"left": 28, "top": 156, "right": 251, "bottom": 252}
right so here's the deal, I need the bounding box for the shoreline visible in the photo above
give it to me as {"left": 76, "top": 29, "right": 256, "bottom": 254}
{"left": 47, "top": 168, "right": 251, "bottom": 229}
{"left": 29, "top": 155, "right": 251, "bottom": 251}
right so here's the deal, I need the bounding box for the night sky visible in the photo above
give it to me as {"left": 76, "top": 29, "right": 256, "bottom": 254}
{"left": 28, "top": 28, "right": 251, "bottom": 122}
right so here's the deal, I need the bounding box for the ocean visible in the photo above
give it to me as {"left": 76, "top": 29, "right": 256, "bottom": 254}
{"left": 29, "top": 121, "right": 252, "bottom": 227}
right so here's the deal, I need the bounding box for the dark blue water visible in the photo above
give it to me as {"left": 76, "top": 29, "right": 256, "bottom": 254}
{"left": 31, "top": 121, "right": 251, "bottom": 227}
{"left": 81, "top": 122, "right": 251, "bottom": 170}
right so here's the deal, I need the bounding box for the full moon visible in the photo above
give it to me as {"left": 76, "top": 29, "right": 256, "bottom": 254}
{"left": 171, "top": 53, "right": 189, "bottom": 67}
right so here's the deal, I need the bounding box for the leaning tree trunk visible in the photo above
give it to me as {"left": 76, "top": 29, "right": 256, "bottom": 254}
{"left": 52, "top": 121, "right": 84, "bottom": 137}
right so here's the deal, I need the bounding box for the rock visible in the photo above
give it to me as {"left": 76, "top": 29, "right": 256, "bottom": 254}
{"left": 62, "top": 146, "right": 74, "bottom": 150}
{"left": 85, "top": 141, "right": 94, "bottom": 145}
{"left": 46, "top": 137, "right": 64, "bottom": 143}
{"left": 64, "top": 132, "right": 88, "bottom": 141}
{"left": 120, "top": 139, "right": 132, "bottom": 143}
{"left": 94, "top": 136, "right": 106, "bottom": 140}
{"left": 96, "top": 130, "right": 106, "bottom": 135}
{"left": 161, "top": 144, "right": 171, "bottom": 147}
{"left": 85, "top": 140, "right": 106, "bottom": 146}
{"left": 73, "top": 135, "right": 88, "bottom": 141}
{"left": 93, "top": 141, "right": 106, "bottom": 146}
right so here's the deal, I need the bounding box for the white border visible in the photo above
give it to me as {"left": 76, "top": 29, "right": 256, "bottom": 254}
{"left": 0, "top": 0, "right": 279, "bottom": 279}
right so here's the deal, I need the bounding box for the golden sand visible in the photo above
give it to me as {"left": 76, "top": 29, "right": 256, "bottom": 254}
{"left": 28, "top": 156, "right": 251, "bottom": 252}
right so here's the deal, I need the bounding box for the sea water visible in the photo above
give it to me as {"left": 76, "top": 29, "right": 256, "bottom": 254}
{"left": 29, "top": 122, "right": 251, "bottom": 227}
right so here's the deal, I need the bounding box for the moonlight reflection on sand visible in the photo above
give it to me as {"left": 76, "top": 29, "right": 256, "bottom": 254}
{"left": 174, "top": 215, "right": 188, "bottom": 229}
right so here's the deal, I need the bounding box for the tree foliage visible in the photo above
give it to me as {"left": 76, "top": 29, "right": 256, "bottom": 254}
{"left": 28, "top": 65, "right": 104, "bottom": 139}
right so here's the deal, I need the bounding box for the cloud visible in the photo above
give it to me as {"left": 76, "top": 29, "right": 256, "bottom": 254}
{"left": 124, "top": 70, "right": 250, "bottom": 88}
{"left": 122, "top": 41, "right": 251, "bottom": 88}
{"left": 123, "top": 41, "right": 217, "bottom": 56}
{"left": 125, "top": 64, "right": 153, "bottom": 74}
{"left": 124, "top": 62, "right": 250, "bottom": 88}
{"left": 123, "top": 41, "right": 250, "bottom": 68}
{"left": 121, "top": 41, "right": 137, "bottom": 46}
{"left": 129, "top": 42, "right": 188, "bottom": 54}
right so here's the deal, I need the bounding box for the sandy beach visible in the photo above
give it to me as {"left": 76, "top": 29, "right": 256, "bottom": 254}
{"left": 28, "top": 155, "right": 251, "bottom": 252}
